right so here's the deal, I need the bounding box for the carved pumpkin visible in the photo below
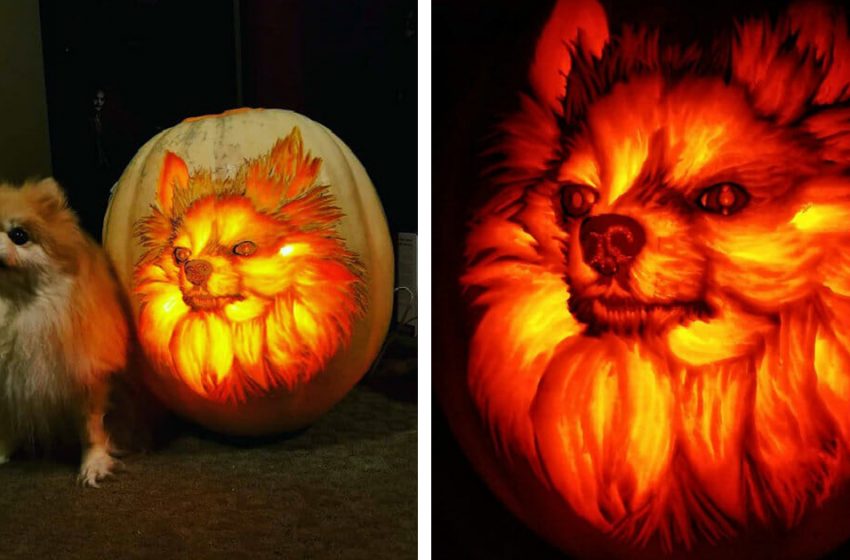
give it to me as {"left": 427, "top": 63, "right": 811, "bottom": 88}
{"left": 439, "top": 1, "right": 850, "bottom": 557}
{"left": 103, "top": 108, "right": 393, "bottom": 435}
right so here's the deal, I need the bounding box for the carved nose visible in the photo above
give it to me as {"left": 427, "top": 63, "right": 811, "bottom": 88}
{"left": 579, "top": 214, "right": 646, "bottom": 276}
{"left": 184, "top": 259, "right": 212, "bottom": 286}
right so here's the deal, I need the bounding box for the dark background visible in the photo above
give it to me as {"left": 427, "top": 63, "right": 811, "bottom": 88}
{"left": 432, "top": 0, "right": 850, "bottom": 558}
{"left": 39, "top": 0, "right": 417, "bottom": 241}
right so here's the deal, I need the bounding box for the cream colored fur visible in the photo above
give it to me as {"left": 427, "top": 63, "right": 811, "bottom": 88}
{"left": 0, "top": 178, "right": 128, "bottom": 486}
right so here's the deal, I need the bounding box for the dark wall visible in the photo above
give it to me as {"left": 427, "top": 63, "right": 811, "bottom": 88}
{"left": 39, "top": 0, "right": 416, "bottom": 240}
{"left": 0, "top": 1, "right": 51, "bottom": 183}
{"left": 240, "top": 0, "right": 417, "bottom": 238}
{"left": 40, "top": 0, "right": 238, "bottom": 238}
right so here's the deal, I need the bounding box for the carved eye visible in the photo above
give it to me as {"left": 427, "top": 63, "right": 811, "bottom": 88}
{"left": 696, "top": 182, "right": 750, "bottom": 215}
{"left": 560, "top": 184, "right": 599, "bottom": 218}
{"left": 233, "top": 241, "right": 257, "bottom": 257}
{"left": 173, "top": 247, "right": 191, "bottom": 263}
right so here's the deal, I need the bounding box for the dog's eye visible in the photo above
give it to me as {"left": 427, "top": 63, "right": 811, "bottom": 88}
{"left": 233, "top": 241, "right": 257, "bottom": 257}
{"left": 173, "top": 247, "right": 191, "bottom": 263}
{"left": 560, "top": 184, "right": 599, "bottom": 218}
{"left": 696, "top": 182, "right": 749, "bottom": 215}
{"left": 7, "top": 227, "right": 29, "bottom": 246}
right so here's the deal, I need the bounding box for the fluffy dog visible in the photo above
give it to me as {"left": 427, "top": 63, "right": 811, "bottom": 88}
{"left": 0, "top": 178, "right": 128, "bottom": 486}
{"left": 464, "top": 0, "right": 850, "bottom": 549}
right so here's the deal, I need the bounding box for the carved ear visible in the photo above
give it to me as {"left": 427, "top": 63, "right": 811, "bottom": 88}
{"left": 243, "top": 127, "right": 322, "bottom": 211}
{"left": 529, "top": 0, "right": 609, "bottom": 116}
{"left": 733, "top": 2, "right": 850, "bottom": 123}
{"left": 787, "top": 1, "right": 850, "bottom": 106}
{"left": 158, "top": 152, "right": 189, "bottom": 215}
{"left": 804, "top": 107, "right": 850, "bottom": 166}
{"left": 490, "top": 1, "right": 608, "bottom": 190}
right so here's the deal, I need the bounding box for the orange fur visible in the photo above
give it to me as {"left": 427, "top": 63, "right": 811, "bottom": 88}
{"left": 0, "top": 179, "right": 128, "bottom": 486}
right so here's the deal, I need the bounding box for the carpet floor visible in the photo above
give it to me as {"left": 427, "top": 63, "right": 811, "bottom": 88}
{"left": 0, "top": 369, "right": 416, "bottom": 560}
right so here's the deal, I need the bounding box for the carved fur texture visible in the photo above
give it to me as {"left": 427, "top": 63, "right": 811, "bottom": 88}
{"left": 134, "top": 127, "right": 366, "bottom": 402}
{"left": 464, "top": 1, "right": 850, "bottom": 550}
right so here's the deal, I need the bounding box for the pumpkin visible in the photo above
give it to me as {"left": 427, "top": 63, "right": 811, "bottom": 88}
{"left": 438, "top": 0, "right": 850, "bottom": 558}
{"left": 103, "top": 108, "right": 393, "bottom": 435}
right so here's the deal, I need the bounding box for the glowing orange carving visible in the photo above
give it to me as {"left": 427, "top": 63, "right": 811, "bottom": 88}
{"left": 135, "top": 127, "right": 365, "bottom": 402}
{"left": 463, "top": 0, "right": 850, "bottom": 551}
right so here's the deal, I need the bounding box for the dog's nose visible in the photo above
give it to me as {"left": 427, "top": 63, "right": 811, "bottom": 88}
{"left": 184, "top": 259, "right": 213, "bottom": 286}
{"left": 579, "top": 214, "right": 646, "bottom": 276}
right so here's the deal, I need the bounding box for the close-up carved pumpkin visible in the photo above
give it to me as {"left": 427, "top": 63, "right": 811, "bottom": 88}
{"left": 435, "top": 0, "right": 850, "bottom": 558}
{"left": 103, "top": 108, "right": 393, "bottom": 436}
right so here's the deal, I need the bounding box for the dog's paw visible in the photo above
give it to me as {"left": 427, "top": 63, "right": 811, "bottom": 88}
{"left": 78, "top": 447, "right": 119, "bottom": 488}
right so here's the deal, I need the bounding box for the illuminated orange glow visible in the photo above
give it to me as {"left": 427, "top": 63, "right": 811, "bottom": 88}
{"left": 463, "top": 0, "right": 850, "bottom": 552}
{"left": 135, "top": 127, "right": 365, "bottom": 402}
{"left": 157, "top": 152, "right": 188, "bottom": 213}
{"left": 791, "top": 203, "right": 850, "bottom": 233}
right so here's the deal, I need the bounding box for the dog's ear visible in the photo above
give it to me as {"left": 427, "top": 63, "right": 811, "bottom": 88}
{"left": 530, "top": 0, "right": 609, "bottom": 116}
{"left": 23, "top": 177, "right": 68, "bottom": 215}
{"left": 733, "top": 2, "right": 850, "bottom": 123}
{"left": 32, "top": 177, "right": 68, "bottom": 208}
{"left": 157, "top": 152, "right": 189, "bottom": 215}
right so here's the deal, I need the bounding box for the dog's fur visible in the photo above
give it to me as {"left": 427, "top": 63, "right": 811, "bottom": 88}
{"left": 464, "top": 0, "right": 850, "bottom": 550}
{"left": 0, "top": 179, "right": 128, "bottom": 486}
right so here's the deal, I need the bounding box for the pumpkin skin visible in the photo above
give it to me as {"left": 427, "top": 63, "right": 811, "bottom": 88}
{"left": 436, "top": 1, "right": 850, "bottom": 558}
{"left": 103, "top": 108, "right": 393, "bottom": 435}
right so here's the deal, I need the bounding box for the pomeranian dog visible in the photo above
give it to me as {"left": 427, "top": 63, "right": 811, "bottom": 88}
{"left": 0, "top": 178, "right": 128, "bottom": 486}
{"left": 134, "top": 127, "right": 365, "bottom": 403}
{"left": 464, "top": 0, "right": 850, "bottom": 550}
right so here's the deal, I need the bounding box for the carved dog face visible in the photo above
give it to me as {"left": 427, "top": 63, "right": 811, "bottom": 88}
{"left": 135, "top": 128, "right": 365, "bottom": 402}
{"left": 463, "top": 1, "right": 850, "bottom": 549}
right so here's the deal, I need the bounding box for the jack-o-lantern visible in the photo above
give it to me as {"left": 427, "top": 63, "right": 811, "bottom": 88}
{"left": 438, "top": 1, "right": 850, "bottom": 558}
{"left": 104, "top": 108, "right": 393, "bottom": 435}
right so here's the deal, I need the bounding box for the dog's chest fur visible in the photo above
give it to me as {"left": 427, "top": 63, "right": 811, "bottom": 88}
{"left": 0, "top": 275, "right": 85, "bottom": 439}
